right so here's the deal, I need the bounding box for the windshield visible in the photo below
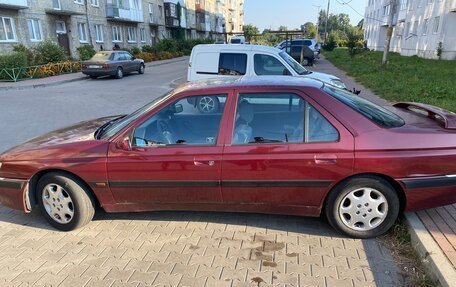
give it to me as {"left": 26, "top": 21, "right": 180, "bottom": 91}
{"left": 323, "top": 85, "right": 405, "bottom": 128}
{"left": 99, "top": 91, "right": 173, "bottom": 139}
{"left": 90, "top": 52, "right": 113, "bottom": 61}
{"left": 279, "top": 52, "right": 309, "bottom": 75}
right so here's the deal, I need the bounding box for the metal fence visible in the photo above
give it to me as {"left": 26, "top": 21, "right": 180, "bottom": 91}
{"left": 0, "top": 61, "right": 81, "bottom": 82}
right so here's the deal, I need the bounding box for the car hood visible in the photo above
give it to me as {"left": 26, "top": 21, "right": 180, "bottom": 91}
{"left": 1, "top": 115, "right": 120, "bottom": 159}
{"left": 301, "top": 71, "right": 341, "bottom": 85}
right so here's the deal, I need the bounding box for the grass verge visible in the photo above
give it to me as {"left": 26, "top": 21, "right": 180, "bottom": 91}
{"left": 380, "top": 217, "right": 437, "bottom": 287}
{"left": 323, "top": 49, "right": 456, "bottom": 112}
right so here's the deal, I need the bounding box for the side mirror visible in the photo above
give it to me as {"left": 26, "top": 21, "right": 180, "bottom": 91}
{"left": 173, "top": 104, "right": 184, "bottom": 114}
{"left": 116, "top": 137, "right": 132, "bottom": 151}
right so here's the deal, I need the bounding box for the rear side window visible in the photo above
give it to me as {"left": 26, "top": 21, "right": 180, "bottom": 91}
{"left": 219, "top": 53, "right": 247, "bottom": 76}
{"left": 254, "top": 54, "right": 289, "bottom": 76}
{"left": 323, "top": 85, "right": 405, "bottom": 128}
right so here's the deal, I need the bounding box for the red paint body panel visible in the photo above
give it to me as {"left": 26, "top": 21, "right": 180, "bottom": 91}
{"left": 0, "top": 77, "right": 455, "bottom": 217}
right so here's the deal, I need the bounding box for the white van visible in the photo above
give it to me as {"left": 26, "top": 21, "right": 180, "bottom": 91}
{"left": 187, "top": 44, "right": 346, "bottom": 89}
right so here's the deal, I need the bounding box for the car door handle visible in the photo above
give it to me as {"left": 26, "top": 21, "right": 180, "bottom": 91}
{"left": 314, "top": 154, "right": 337, "bottom": 164}
{"left": 194, "top": 160, "right": 215, "bottom": 167}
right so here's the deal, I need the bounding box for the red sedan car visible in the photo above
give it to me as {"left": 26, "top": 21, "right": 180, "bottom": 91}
{"left": 0, "top": 77, "right": 455, "bottom": 238}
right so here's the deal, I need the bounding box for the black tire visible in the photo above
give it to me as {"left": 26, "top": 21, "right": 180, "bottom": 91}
{"left": 138, "top": 64, "right": 145, "bottom": 74}
{"left": 89, "top": 75, "right": 98, "bottom": 79}
{"left": 325, "top": 175, "right": 400, "bottom": 238}
{"left": 115, "top": 67, "right": 123, "bottom": 79}
{"left": 37, "top": 172, "right": 95, "bottom": 231}
{"left": 196, "top": 96, "right": 220, "bottom": 114}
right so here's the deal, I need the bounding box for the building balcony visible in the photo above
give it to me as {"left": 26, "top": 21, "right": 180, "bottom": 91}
{"left": 196, "top": 0, "right": 205, "bottom": 11}
{"left": 196, "top": 22, "right": 207, "bottom": 31}
{"left": 397, "top": 9, "right": 406, "bottom": 22}
{"left": 45, "top": 0, "right": 85, "bottom": 16}
{"left": 106, "top": 3, "right": 144, "bottom": 23}
{"left": 165, "top": 17, "right": 179, "bottom": 28}
{"left": 0, "top": 0, "right": 28, "bottom": 9}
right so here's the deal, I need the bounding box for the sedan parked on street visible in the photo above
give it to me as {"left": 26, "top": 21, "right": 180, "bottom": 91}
{"left": 81, "top": 51, "right": 145, "bottom": 79}
{"left": 0, "top": 77, "right": 455, "bottom": 238}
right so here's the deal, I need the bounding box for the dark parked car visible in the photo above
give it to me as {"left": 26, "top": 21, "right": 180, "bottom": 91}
{"left": 0, "top": 77, "right": 455, "bottom": 238}
{"left": 82, "top": 51, "right": 145, "bottom": 79}
{"left": 276, "top": 39, "right": 317, "bottom": 66}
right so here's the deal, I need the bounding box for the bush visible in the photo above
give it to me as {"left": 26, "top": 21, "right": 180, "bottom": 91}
{"left": 77, "top": 45, "right": 96, "bottom": 61}
{"left": 134, "top": 52, "right": 155, "bottom": 62}
{"left": 34, "top": 40, "right": 67, "bottom": 64}
{"left": 12, "top": 44, "right": 35, "bottom": 65}
{"left": 0, "top": 52, "right": 29, "bottom": 80}
{"left": 346, "top": 26, "right": 365, "bottom": 56}
{"left": 323, "top": 33, "right": 337, "bottom": 51}
{"left": 129, "top": 47, "right": 141, "bottom": 55}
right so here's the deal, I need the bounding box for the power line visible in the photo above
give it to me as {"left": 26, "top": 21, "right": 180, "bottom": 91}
{"left": 334, "top": 0, "right": 387, "bottom": 24}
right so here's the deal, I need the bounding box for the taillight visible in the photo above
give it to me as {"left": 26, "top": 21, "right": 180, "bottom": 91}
{"left": 103, "top": 64, "right": 109, "bottom": 69}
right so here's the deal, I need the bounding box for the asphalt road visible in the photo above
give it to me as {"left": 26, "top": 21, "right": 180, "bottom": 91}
{"left": 0, "top": 58, "right": 187, "bottom": 153}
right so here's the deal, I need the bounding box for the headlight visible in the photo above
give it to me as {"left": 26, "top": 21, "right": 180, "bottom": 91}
{"left": 330, "top": 79, "right": 347, "bottom": 89}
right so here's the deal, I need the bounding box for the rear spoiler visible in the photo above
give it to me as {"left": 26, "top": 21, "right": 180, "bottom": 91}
{"left": 393, "top": 102, "right": 456, "bottom": 130}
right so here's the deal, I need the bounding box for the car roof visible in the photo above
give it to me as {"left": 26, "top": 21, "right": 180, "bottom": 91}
{"left": 193, "top": 44, "right": 282, "bottom": 53}
{"left": 174, "top": 76, "right": 324, "bottom": 94}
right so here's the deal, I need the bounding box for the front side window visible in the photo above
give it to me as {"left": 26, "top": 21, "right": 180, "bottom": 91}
{"left": 0, "top": 17, "right": 16, "bottom": 42}
{"left": 27, "top": 19, "right": 42, "bottom": 42}
{"left": 218, "top": 53, "right": 247, "bottom": 76}
{"left": 323, "top": 85, "right": 404, "bottom": 128}
{"left": 133, "top": 95, "right": 227, "bottom": 146}
{"left": 279, "top": 52, "right": 309, "bottom": 75}
{"left": 254, "top": 54, "right": 290, "bottom": 76}
{"left": 232, "top": 93, "right": 339, "bottom": 144}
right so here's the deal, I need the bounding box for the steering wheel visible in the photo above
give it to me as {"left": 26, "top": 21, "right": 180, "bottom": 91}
{"left": 156, "top": 118, "right": 175, "bottom": 144}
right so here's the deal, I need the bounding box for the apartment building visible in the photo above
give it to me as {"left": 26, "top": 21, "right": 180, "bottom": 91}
{"left": 0, "top": 0, "right": 244, "bottom": 59}
{"left": 364, "top": 0, "right": 456, "bottom": 60}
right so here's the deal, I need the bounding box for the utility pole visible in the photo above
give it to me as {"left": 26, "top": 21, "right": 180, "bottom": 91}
{"left": 313, "top": 4, "right": 321, "bottom": 43}
{"left": 324, "top": 0, "right": 330, "bottom": 43}
{"left": 382, "top": 0, "right": 397, "bottom": 66}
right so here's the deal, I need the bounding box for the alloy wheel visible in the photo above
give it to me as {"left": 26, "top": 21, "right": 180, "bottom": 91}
{"left": 338, "top": 187, "right": 388, "bottom": 231}
{"left": 42, "top": 183, "right": 74, "bottom": 224}
{"left": 198, "top": 96, "right": 216, "bottom": 113}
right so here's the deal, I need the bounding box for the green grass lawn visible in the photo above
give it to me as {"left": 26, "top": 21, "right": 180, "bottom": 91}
{"left": 323, "top": 48, "right": 456, "bottom": 112}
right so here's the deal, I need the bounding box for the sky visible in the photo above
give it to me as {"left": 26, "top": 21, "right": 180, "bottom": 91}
{"left": 244, "top": 0, "right": 367, "bottom": 31}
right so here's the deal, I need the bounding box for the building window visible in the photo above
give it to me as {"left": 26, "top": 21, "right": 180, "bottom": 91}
{"left": 422, "top": 19, "right": 429, "bottom": 35}
{"left": 27, "top": 19, "right": 42, "bottom": 42}
{"left": 433, "top": 16, "right": 440, "bottom": 34}
{"left": 127, "top": 27, "right": 137, "bottom": 43}
{"left": 56, "top": 20, "right": 66, "bottom": 34}
{"left": 95, "top": 24, "right": 103, "bottom": 42}
{"left": 77, "top": 22, "right": 88, "bottom": 43}
{"left": 140, "top": 28, "right": 146, "bottom": 42}
{"left": 158, "top": 5, "right": 163, "bottom": 18}
{"left": 74, "top": 0, "right": 83, "bottom": 4}
{"left": 148, "top": 3, "right": 154, "bottom": 22}
{"left": 91, "top": 0, "right": 99, "bottom": 7}
{"left": 112, "top": 26, "right": 122, "bottom": 42}
{"left": 412, "top": 20, "right": 418, "bottom": 35}
{"left": 0, "top": 17, "right": 16, "bottom": 42}
{"left": 53, "top": 0, "right": 61, "bottom": 9}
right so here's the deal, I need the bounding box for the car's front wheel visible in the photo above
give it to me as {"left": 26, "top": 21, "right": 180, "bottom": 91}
{"left": 37, "top": 172, "right": 95, "bottom": 231}
{"left": 325, "top": 176, "right": 400, "bottom": 238}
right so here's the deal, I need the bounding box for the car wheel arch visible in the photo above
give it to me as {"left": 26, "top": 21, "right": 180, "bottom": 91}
{"left": 28, "top": 169, "right": 100, "bottom": 210}
{"left": 321, "top": 173, "right": 406, "bottom": 215}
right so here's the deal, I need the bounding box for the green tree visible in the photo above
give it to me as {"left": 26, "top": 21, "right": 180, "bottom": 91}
{"left": 301, "top": 22, "right": 317, "bottom": 38}
{"left": 243, "top": 24, "right": 259, "bottom": 42}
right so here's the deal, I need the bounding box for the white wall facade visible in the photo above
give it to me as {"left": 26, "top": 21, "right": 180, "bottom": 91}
{"left": 364, "top": 0, "right": 456, "bottom": 60}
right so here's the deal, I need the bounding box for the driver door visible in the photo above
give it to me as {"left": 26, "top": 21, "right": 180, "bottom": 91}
{"left": 106, "top": 93, "right": 230, "bottom": 205}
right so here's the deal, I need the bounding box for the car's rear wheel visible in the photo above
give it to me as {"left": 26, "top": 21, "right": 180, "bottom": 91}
{"left": 37, "top": 173, "right": 95, "bottom": 231}
{"left": 325, "top": 176, "right": 400, "bottom": 238}
{"left": 115, "top": 67, "right": 123, "bottom": 79}
{"left": 138, "top": 64, "right": 145, "bottom": 74}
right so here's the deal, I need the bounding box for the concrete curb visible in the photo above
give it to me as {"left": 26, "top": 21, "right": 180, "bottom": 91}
{"left": 170, "top": 77, "right": 186, "bottom": 88}
{"left": 0, "top": 56, "right": 189, "bottom": 91}
{"left": 405, "top": 212, "right": 456, "bottom": 287}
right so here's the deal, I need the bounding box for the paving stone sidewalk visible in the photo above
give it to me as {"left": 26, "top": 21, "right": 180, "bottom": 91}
{"left": 0, "top": 207, "right": 402, "bottom": 287}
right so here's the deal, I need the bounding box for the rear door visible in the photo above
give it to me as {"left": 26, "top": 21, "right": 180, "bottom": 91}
{"left": 221, "top": 88, "right": 354, "bottom": 214}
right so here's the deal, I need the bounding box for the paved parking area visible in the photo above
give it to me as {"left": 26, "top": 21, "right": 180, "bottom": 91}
{"left": 0, "top": 207, "right": 402, "bottom": 287}
{"left": 0, "top": 57, "right": 403, "bottom": 286}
